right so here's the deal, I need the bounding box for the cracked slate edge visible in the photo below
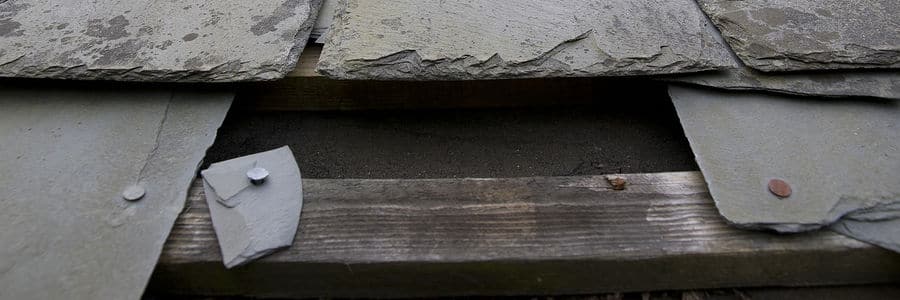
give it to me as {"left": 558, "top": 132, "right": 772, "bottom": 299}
{"left": 695, "top": 0, "right": 900, "bottom": 72}
{"left": 0, "top": 85, "right": 233, "bottom": 300}
{"left": 202, "top": 146, "right": 302, "bottom": 268}
{"left": 830, "top": 201, "right": 900, "bottom": 252}
{"left": 659, "top": 9, "right": 900, "bottom": 101}
{"left": 668, "top": 85, "right": 900, "bottom": 233}
{"left": 317, "top": 0, "right": 734, "bottom": 80}
{"left": 0, "top": 0, "right": 322, "bottom": 82}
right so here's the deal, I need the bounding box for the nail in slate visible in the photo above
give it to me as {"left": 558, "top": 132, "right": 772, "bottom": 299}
{"left": 122, "top": 185, "right": 146, "bottom": 201}
{"left": 247, "top": 167, "right": 269, "bottom": 185}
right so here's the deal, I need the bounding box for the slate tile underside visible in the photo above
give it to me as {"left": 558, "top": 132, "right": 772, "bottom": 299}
{"left": 668, "top": 86, "right": 900, "bottom": 238}
{"left": 0, "top": 86, "right": 232, "bottom": 299}
{"left": 318, "top": 0, "right": 734, "bottom": 80}
{"left": 696, "top": 0, "right": 900, "bottom": 72}
{"left": 0, "top": 0, "right": 322, "bottom": 81}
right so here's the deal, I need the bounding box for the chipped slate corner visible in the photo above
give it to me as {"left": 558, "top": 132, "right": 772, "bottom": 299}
{"left": 201, "top": 146, "right": 303, "bottom": 268}
{"left": 0, "top": 85, "right": 232, "bottom": 299}
{"left": 668, "top": 85, "right": 900, "bottom": 250}
{"left": 0, "top": 0, "right": 323, "bottom": 82}
{"left": 317, "top": 0, "right": 734, "bottom": 80}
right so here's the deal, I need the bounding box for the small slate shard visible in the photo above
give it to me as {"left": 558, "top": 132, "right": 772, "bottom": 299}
{"left": 0, "top": 84, "right": 232, "bottom": 300}
{"left": 696, "top": 0, "right": 900, "bottom": 72}
{"left": 202, "top": 146, "right": 303, "bottom": 268}
{"left": 0, "top": 0, "right": 323, "bottom": 81}
{"left": 318, "top": 0, "right": 733, "bottom": 80}
{"left": 668, "top": 85, "right": 900, "bottom": 236}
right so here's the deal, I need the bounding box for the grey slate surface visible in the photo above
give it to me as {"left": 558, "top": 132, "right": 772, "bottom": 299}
{"left": 831, "top": 202, "right": 900, "bottom": 252}
{"left": 0, "top": 0, "right": 322, "bottom": 81}
{"left": 665, "top": 65, "right": 900, "bottom": 100}
{"left": 663, "top": 18, "right": 900, "bottom": 100}
{"left": 668, "top": 85, "right": 900, "bottom": 233}
{"left": 202, "top": 146, "right": 303, "bottom": 268}
{"left": 317, "top": 0, "right": 734, "bottom": 80}
{"left": 0, "top": 85, "right": 232, "bottom": 299}
{"left": 696, "top": 0, "right": 900, "bottom": 72}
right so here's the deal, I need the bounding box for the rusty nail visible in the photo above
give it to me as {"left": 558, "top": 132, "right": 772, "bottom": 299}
{"left": 767, "top": 179, "right": 792, "bottom": 198}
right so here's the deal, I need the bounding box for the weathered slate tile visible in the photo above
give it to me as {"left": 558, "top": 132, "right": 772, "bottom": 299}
{"left": 318, "top": 0, "right": 733, "bottom": 80}
{"left": 201, "top": 146, "right": 303, "bottom": 268}
{"left": 696, "top": 0, "right": 900, "bottom": 72}
{"left": 0, "top": 85, "right": 232, "bottom": 299}
{"left": 668, "top": 85, "right": 900, "bottom": 234}
{"left": 665, "top": 54, "right": 900, "bottom": 100}
{"left": 0, "top": 0, "right": 322, "bottom": 81}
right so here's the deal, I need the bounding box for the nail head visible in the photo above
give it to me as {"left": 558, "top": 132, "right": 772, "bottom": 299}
{"left": 247, "top": 167, "right": 269, "bottom": 185}
{"left": 122, "top": 185, "right": 146, "bottom": 201}
{"left": 768, "top": 179, "right": 792, "bottom": 198}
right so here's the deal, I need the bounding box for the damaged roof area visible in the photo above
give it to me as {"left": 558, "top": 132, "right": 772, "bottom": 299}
{"left": 0, "top": 0, "right": 898, "bottom": 298}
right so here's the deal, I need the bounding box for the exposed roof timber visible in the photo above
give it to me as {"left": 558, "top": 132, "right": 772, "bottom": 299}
{"left": 151, "top": 173, "right": 900, "bottom": 298}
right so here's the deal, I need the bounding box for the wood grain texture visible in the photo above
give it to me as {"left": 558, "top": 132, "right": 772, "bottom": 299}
{"left": 150, "top": 172, "right": 900, "bottom": 298}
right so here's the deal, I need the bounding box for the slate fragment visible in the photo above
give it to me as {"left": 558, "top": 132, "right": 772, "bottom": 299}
{"left": 668, "top": 85, "right": 900, "bottom": 234}
{"left": 202, "top": 146, "right": 303, "bottom": 268}
{"left": 0, "top": 0, "right": 322, "bottom": 81}
{"left": 318, "top": 0, "right": 733, "bottom": 80}
{"left": 696, "top": 0, "right": 900, "bottom": 72}
{"left": 0, "top": 85, "right": 232, "bottom": 300}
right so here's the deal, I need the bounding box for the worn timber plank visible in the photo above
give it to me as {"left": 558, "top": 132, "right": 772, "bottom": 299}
{"left": 150, "top": 171, "right": 900, "bottom": 298}
{"left": 236, "top": 45, "right": 665, "bottom": 111}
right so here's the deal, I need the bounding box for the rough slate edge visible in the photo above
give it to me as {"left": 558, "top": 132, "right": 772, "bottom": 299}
{"left": 316, "top": 0, "right": 734, "bottom": 81}
{"left": 694, "top": 0, "right": 900, "bottom": 72}
{"left": 656, "top": 10, "right": 900, "bottom": 100}
{"left": 667, "top": 85, "right": 899, "bottom": 234}
{"left": 0, "top": 85, "right": 233, "bottom": 300}
{"left": 0, "top": 0, "right": 322, "bottom": 82}
{"left": 660, "top": 69, "right": 900, "bottom": 100}
{"left": 150, "top": 172, "right": 900, "bottom": 298}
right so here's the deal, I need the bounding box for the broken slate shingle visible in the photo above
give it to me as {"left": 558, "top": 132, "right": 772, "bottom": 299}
{"left": 0, "top": 84, "right": 232, "bottom": 300}
{"left": 317, "top": 0, "right": 733, "bottom": 80}
{"left": 202, "top": 146, "right": 303, "bottom": 268}
{"left": 696, "top": 0, "right": 900, "bottom": 72}
{"left": 668, "top": 85, "right": 900, "bottom": 235}
{"left": 0, "top": 0, "right": 322, "bottom": 82}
